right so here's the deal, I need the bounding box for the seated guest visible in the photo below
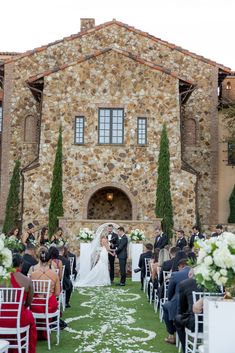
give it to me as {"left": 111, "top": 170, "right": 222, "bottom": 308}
{"left": 211, "top": 224, "right": 223, "bottom": 238}
{"left": 183, "top": 246, "right": 197, "bottom": 263}
{"left": 176, "top": 230, "right": 187, "bottom": 250}
{"left": 171, "top": 250, "right": 187, "bottom": 272}
{"left": 38, "top": 226, "right": 49, "bottom": 246}
{"left": 21, "top": 243, "right": 38, "bottom": 275}
{"left": 163, "top": 258, "right": 190, "bottom": 345}
{"left": 48, "top": 246, "right": 63, "bottom": 279}
{"left": 64, "top": 245, "right": 78, "bottom": 280}
{"left": 158, "top": 247, "right": 180, "bottom": 286}
{"left": 0, "top": 254, "right": 37, "bottom": 353}
{"left": 134, "top": 243, "right": 153, "bottom": 290}
{"left": 158, "top": 248, "right": 170, "bottom": 270}
{"left": 175, "top": 276, "right": 201, "bottom": 353}
{"left": 154, "top": 227, "right": 168, "bottom": 250}
{"left": 148, "top": 248, "right": 160, "bottom": 298}
{"left": 188, "top": 225, "right": 205, "bottom": 249}
{"left": 58, "top": 245, "right": 73, "bottom": 308}
{"left": 22, "top": 223, "right": 36, "bottom": 247}
{"left": 29, "top": 247, "right": 60, "bottom": 313}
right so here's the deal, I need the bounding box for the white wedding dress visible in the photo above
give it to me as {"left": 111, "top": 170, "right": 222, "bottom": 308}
{"left": 74, "top": 246, "right": 111, "bottom": 287}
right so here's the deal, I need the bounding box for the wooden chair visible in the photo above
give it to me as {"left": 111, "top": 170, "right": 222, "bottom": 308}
{"left": 31, "top": 280, "right": 60, "bottom": 350}
{"left": 0, "top": 288, "right": 29, "bottom": 353}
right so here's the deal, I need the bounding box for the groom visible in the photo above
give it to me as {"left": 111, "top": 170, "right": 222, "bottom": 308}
{"left": 115, "top": 226, "right": 128, "bottom": 286}
{"left": 106, "top": 224, "right": 119, "bottom": 283}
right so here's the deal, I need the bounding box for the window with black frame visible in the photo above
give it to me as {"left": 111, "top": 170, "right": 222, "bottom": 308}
{"left": 228, "top": 142, "right": 235, "bottom": 165}
{"left": 98, "top": 108, "right": 124, "bottom": 144}
{"left": 137, "top": 117, "right": 147, "bottom": 145}
{"left": 75, "top": 116, "right": 85, "bottom": 144}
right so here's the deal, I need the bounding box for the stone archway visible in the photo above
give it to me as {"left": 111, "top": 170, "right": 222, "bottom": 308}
{"left": 83, "top": 182, "right": 138, "bottom": 220}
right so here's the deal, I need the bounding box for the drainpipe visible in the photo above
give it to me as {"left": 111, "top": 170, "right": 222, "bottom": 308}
{"left": 20, "top": 84, "right": 43, "bottom": 231}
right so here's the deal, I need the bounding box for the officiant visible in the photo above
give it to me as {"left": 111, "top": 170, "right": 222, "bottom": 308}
{"left": 106, "top": 224, "right": 119, "bottom": 283}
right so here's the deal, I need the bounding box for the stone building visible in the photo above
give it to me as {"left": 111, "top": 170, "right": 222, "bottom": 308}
{"left": 0, "top": 19, "right": 233, "bottom": 238}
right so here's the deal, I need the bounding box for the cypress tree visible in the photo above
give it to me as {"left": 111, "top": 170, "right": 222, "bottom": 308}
{"left": 155, "top": 123, "right": 174, "bottom": 238}
{"left": 228, "top": 185, "right": 235, "bottom": 223}
{"left": 2, "top": 160, "right": 21, "bottom": 234}
{"left": 48, "top": 126, "right": 64, "bottom": 237}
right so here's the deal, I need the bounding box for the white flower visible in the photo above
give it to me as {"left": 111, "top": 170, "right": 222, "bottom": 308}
{"left": 204, "top": 255, "right": 213, "bottom": 266}
{"left": 0, "top": 238, "right": 4, "bottom": 251}
{"left": 1, "top": 248, "right": 12, "bottom": 268}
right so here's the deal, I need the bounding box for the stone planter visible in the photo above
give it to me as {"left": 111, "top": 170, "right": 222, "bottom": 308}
{"left": 130, "top": 242, "right": 143, "bottom": 282}
{"left": 204, "top": 296, "right": 235, "bottom": 353}
{"left": 79, "top": 242, "right": 92, "bottom": 281}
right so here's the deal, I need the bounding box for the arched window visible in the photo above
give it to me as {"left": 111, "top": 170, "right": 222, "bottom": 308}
{"left": 226, "top": 81, "right": 232, "bottom": 90}
{"left": 24, "top": 115, "right": 38, "bottom": 143}
{"left": 184, "top": 118, "right": 197, "bottom": 146}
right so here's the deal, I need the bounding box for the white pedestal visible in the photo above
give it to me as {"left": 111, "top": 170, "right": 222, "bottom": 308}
{"left": 204, "top": 296, "right": 235, "bottom": 353}
{"left": 79, "top": 243, "right": 91, "bottom": 281}
{"left": 130, "top": 243, "right": 143, "bottom": 282}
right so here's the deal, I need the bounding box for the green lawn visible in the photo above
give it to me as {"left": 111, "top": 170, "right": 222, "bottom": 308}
{"left": 37, "top": 280, "right": 178, "bottom": 353}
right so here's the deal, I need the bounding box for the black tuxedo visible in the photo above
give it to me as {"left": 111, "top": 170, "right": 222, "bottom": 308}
{"left": 188, "top": 233, "right": 205, "bottom": 248}
{"left": 154, "top": 233, "right": 168, "bottom": 249}
{"left": 116, "top": 234, "right": 128, "bottom": 284}
{"left": 176, "top": 237, "right": 187, "bottom": 250}
{"left": 175, "top": 278, "right": 200, "bottom": 352}
{"left": 21, "top": 253, "right": 38, "bottom": 275}
{"left": 107, "top": 231, "right": 119, "bottom": 282}
{"left": 138, "top": 250, "right": 153, "bottom": 288}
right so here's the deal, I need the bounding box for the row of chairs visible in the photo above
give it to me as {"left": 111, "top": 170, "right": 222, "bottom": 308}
{"left": 0, "top": 280, "right": 60, "bottom": 352}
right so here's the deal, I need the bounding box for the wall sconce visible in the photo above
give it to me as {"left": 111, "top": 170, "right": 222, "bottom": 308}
{"left": 106, "top": 193, "right": 113, "bottom": 201}
{"left": 226, "top": 82, "right": 231, "bottom": 90}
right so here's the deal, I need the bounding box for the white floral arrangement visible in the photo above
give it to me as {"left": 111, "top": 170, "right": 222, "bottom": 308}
{"left": 0, "top": 233, "right": 13, "bottom": 279}
{"left": 5, "top": 235, "right": 24, "bottom": 252}
{"left": 130, "top": 229, "right": 146, "bottom": 242}
{"left": 194, "top": 232, "right": 235, "bottom": 294}
{"left": 77, "top": 228, "right": 94, "bottom": 242}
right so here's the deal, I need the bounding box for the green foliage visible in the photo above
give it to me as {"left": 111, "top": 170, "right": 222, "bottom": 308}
{"left": 155, "top": 124, "right": 174, "bottom": 238}
{"left": 2, "top": 160, "right": 21, "bottom": 234}
{"left": 228, "top": 184, "right": 235, "bottom": 223}
{"left": 221, "top": 104, "right": 235, "bottom": 139}
{"left": 48, "top": 126, "right": 64, "bottom": 237}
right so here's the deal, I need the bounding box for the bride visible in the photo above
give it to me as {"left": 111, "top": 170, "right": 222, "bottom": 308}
{"left": 74, "top": 236, "right": 114, "bottom": 287}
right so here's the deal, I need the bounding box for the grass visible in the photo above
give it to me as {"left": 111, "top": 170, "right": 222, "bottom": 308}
{"left": 37, "top": 279, "right": 178, "bottom": 353}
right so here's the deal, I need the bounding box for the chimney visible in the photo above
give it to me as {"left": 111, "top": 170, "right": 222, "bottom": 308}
{"left": 80, "top": 18, "right": 95, "bottom": 32}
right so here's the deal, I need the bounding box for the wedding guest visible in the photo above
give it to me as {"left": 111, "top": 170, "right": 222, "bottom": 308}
{"left": 0, "top": 254, "right": 37, "bottom": 353}
{"left": 158, "top": 247, "right": 180, "bottom": 286}
{"left": 188, "top": 225, "right": 205, "bottom": 249}
{"left": 163, "top": 258, "right": 191, "bottom": 345}
{"left": 154, "top": 227, "right": 168, "bottom": 250}
{"left": 171, "top": 250, "right": 187, "bottom": 272}
{"left": 21, "top": 243, "right": 38, "bottom": 275}
{"left": 148, "top": 248, "right": 160, "bottom": 298}
{"left": 134, "top": 243, "right": 153, "bottom": 290}
{"left": 7, "top": 226, "right": 24, "bottom": 253}
{"left": 39, "top": 226, "right": 49, "bottom": 246}
{"left": 58, "top": 244, "right": 73, "bottom": 308}
{"left": 8, "top": 226, "right": 21, "bottom": 240}
{"left": 22, "top": 223, "right": 36, "bottom": 246}
{"left": 64, "top": 245, "right": 77, "bottom": 280}
{"left": 48, "top": 246, "right": 63, "bottom": 279}
{"left": 158, "top": 247, "right": 170, "bottom": 269}
{"left": 183, "top": 246, "right": 197, "bottom": 263}
{"left": 176, "top": 230, "right": 187, "bottom": 250}
{"left": 116, "top": 227, "right": 128, "bottom": 286}
{"left": 211, "top": 224, "right": 224, "bottom": 237}
{"left": 51, "top": 227, "right": 66, "bottom": 245}
{"left": 106, "top": 224, "right": 119, "bottom": 283}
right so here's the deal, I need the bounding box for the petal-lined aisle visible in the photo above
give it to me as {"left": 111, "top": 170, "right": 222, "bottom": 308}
{"left": 37, "top": 282, "right": 177, "bottom": 353}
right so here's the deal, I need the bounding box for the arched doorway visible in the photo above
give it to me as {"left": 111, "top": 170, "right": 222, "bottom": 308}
{"left": 87, "top": 187, "right": 132, "bottom": 220}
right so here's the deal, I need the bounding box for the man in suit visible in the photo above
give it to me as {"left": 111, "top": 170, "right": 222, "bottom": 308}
{"left": 188, "top": 225, "right": 205, "bottom": 249}
{"left": 163, "top": 258, "right": 190, "bottom": 344}
{"left": 106, "top": 224, "right": 119, "bottom": 283}
{"left": 21, "top": 243, "right": 38, "bottom": 275}
{"left": 176, "top": 230, "right": 187, "bottom": 250}
{"left": 135, "top": 243, "right": 153, "bottom": 290}
{"left": 158, "top": 246, "right": 179, "bottom": 286}
{"left": 115, "top": 226, "right": 128, "bottom": 286}
{"left": 154, "top": 227, "right": 168, "bottom": 250}
{"left": 174, "top": 277, "right": 200, "bottom": 353}
{"left": 211, "top": 224, "right": 223, "bottom": 237}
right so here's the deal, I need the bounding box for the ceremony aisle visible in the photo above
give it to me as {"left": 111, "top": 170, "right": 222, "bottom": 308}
{"left": 37, "top": 281, "right": 177, "bottom": 353}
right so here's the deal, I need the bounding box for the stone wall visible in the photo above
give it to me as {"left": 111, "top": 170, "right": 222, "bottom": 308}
{"left": 0, "top": 21, "right": 222, "bottom": 231}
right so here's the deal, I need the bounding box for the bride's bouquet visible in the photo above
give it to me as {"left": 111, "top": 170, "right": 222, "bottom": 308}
{"left": 194, "top": 232, "right": 235, "bottom": 295}
{"left": 0, "top": 233, "right": 13, "bottom": 280}
{"left": 130, "top": 229, "right": 146, "bottom": 242}
{"left": 77, "top": 228, "right": 94, "bottom": 242}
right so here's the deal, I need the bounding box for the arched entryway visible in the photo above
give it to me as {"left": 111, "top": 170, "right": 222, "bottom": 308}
{"left": 87, "top": 187, "right": 132, "bottom": 220}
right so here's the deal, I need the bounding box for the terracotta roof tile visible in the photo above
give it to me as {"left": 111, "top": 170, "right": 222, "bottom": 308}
{"left": 7, "top": 19, "right": 231, "bottom": 72}
{"left": 26, "top": 47, "right": 194, "bottom": 86}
